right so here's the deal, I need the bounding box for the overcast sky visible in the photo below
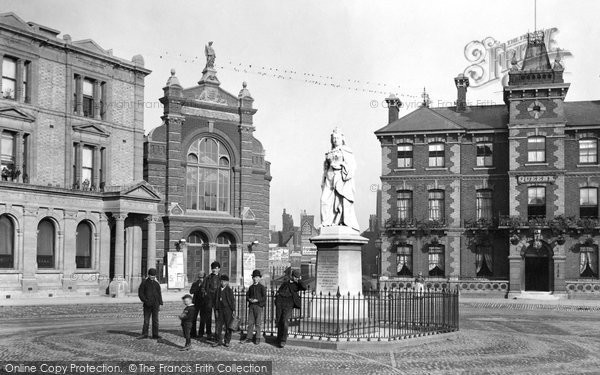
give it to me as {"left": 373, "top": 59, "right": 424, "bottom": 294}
{"left": 5, "top": 0, "right": 600, "bottom": 231}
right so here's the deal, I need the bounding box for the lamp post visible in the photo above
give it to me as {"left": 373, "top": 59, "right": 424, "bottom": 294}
{"left": 375, "top": 238, "right": 383, "bottom": 291}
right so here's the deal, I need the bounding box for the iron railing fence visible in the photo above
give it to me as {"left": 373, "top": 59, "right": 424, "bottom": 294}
{"left": 232, "top": 285, "right": 459, "bottom": 341}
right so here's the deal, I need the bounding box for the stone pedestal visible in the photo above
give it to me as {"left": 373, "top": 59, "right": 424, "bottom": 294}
{"left": 311, "top": 226, "right": 368, "bottom": 296}
{"left": 309, "top": 226, "right": 369, "bottom": 332}
{"left": 108, "top": 278, "right": 129, "bottom": 298}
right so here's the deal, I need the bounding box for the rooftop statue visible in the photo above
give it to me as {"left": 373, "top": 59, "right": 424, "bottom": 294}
{"left": 205, "top": 41, "right": 215, "bottom": 69}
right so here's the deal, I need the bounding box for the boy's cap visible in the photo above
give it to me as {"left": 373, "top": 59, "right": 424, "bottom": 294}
{"left": 220, "top": 274, "right": 229, "bottom": 281}
{"left": 251, "top": 270, "right": 262, "bottom": 277}
{"left": 291, "top": 269, "right": 301, "bottom": 278}
{"left": 182, "top": 294, "right": 193, "bottom": 300}
{"left": 211, "top": 261, "right": 221, "bottom": 269}
{"left": 147, "top": 268, "right": 157, "bottom": 276}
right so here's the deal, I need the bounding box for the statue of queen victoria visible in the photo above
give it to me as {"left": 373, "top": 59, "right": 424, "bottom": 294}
{"left": 320, "top": 127, "right": 360, "bottom": 232}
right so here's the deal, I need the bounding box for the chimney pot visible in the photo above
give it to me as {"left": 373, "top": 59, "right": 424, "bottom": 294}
{"left": 454, "top": 74, "right": 469, "bottom": 111}
{"left": 385, "top": 94, "right": 402, "bottom": 123}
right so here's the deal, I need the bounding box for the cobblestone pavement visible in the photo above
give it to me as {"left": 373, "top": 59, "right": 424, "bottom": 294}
{"left": 1, "top": 302, "right": 600, "bottom": 374}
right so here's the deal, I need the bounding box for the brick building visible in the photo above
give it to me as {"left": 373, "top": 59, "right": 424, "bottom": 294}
{"left": 0, "top": 13, "right": 161, "bottom": 297}
{"left": 375, "top": 31, "right": 600, "bottom": 298}
{"left": 269, "top": 209, "right": 318, "bottom": 278}
{"left": 144, "top": 51, "right": 271, "bottom": 286}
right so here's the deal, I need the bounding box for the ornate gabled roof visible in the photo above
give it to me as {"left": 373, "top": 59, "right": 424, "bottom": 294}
{"left": 183, "top": 85, "right": 239, "bottom": 107}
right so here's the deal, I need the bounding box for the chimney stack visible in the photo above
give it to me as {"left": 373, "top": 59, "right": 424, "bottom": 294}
{"left": 454, "top": 73, "right": 469, "bottom": 111}
{"left": 385, "top": 94, "right": 402, "bottom": 123}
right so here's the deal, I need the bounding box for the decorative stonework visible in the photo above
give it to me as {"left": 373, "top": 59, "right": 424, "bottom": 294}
{"left": 449, "top": 180, "right": 461, "bottom": 227}
{"left": 381, "top": 146, "right": 392, "bottom": 175}
{"left": 459, "top": 280, "right": 509, "bottom": 293}
{"left": 181, "top": 106, "right": 239, "bottom": 122}
{"left": 194, "top": 88, "right": 227, "bottom": 105}
{"left": 447, "top": 234, "right": 461, "bottom": 275}
{"left": 566, "top": 280, "right": 600, "bottom": 294}
{"left": 449, "top": 144, "right": 460, "bottom": 174}
{"left": 553, "top": 175, "right": 565, "bottom": 216}
{"left": 508, "top": 139, "right": 519, "bottom": 170}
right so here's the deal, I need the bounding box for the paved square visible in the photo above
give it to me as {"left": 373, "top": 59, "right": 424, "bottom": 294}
{"left": 1, "top": 300, "right": 600, "bottom": 374}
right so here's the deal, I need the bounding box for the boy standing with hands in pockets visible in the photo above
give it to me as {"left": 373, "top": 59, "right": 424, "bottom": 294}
{"left": 245, "top": 270, "right": 266, "bottom": 345}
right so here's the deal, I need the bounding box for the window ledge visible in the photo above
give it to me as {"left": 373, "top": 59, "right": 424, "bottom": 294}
{"left": 73, "top": 269, "right": 100, "bottom": 273}
{"left": 0, "top": 269, "right": 21, "bottom": 273}
{"left": 473, "top": 167, "right": 496, "bottom": 171}
{"left": 35, "top": 269, "right": 61, "bottom": 273}
{"left": 577, "top": 164, "right": 599, "bottom": 168}
{"left": 393, "top": 168, "right": 416, "bottom": 172}
{"left": 524, "top": 162, "right": 549, "bottom": 166}
{"left": 425, "top": 167, "right": 448, "bottom": 171}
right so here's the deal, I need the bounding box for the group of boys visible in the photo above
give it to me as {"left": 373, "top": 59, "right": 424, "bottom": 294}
{"left": 138, "top": 263, "right": 305, "bottom": 351}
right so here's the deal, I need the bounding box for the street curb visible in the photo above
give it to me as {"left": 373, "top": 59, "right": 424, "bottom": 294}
{"left": 273, "top": 330, "right": 460, "bottom": 351}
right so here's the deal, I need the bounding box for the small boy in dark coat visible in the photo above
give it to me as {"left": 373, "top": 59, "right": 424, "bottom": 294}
{"left": 179, "top": 294, "right": 195, "bottom": 350}
{"left": 245, "top": 269, "right": 266, "bottom": 344}
{"left": 212, "top": 274, "right": 235, "bottom": 347}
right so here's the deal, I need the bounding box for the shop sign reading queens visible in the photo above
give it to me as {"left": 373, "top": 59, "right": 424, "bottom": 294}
{"left": 517, "top": 175, "right": 556, "bottom": 184}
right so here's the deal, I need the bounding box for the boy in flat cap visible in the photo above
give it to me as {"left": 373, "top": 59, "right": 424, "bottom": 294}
{"left": 212, "top": 274, "right": 235, "bottom": 347}
{"left": 179, "top": 294, "right": 195, "bottom": 350}
{"left": 245, "top": 269, "right": 266, "bottom": 344}
{"left": 201, "top": 261, "right": 221, "bottom": 341}
{"left": 137, "top": 268, "right": 163, "bottom": 340}
{"left": 274, "top": 269, "right": 306, "bottom": 348}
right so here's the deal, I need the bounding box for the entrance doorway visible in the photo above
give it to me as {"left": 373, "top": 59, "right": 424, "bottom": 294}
{"left": 524, "top": 256, "right": 550, "bottom": 291}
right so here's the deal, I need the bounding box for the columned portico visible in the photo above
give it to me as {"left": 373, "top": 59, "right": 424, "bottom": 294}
{"left": 146, "top": 215, "right": 158, "bottom": 272}
{"left": 112, "top": 213, "right": 127, "bottom": 280}
{"left": 108, "top": 212, "right": 128, "bottom": 297}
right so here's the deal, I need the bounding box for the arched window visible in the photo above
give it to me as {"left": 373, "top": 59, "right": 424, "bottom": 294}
{"left": 216, "top": 232, "right": 237, "bottom": 281}
{"left": 188, "top": 231, "right": 210, "bottom": 275}
{"left": 37, "top": 219, "right": 55, "bottom": 269}
{"left": 76, "top": 221, "right": 92, "bottom": 269}
{"left": 186, "top": 138, "right": 231, "bottom": 212}
{"left": 0, "top": 214, "right": 14, "bottom": 268}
